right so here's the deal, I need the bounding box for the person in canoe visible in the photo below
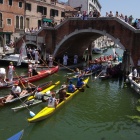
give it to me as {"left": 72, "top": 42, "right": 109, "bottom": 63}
{"left": 58, "top": 83, "right": 67, "bottom": 103}
{"left": 5, "top": 82, "right": 21, "bottom": 102}
{"left": 28, "top": 61, "right": 33, "bottom": 77}
{"left": 32, "top": 61, "right": 38, "bottom": 76}
{"left": 76, "top": 77, "right": 85, "bottom": 89}
{"left": 47, "top": 92, "right": 59, "bottom": 108}
{"left": 19, "top": 81, "right": 37, "bottom": 97}
{"left": 67, "top": 81, "right": 77, "bottom": 93}
{"left": 34, "top": 88, "right": 44, "bottom": 100}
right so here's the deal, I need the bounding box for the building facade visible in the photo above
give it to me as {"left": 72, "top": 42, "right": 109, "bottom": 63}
{"left": 0, "top": 0, "right": 25, "bottom": 47}
{"left": 68, "top": 0, "right": 101, "bottom": 14}
{"left": 25, "top": 0, "right": 65, "bottom": 32}
{"left": 0, "top": 0, "right": 65, "bottom": 49}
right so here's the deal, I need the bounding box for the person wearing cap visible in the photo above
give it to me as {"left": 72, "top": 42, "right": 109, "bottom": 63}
{"left": 34, "top": 88, "right": 43, "bottom": 100}
{"left": 67, "top": 81, "right": 76, "bottom": 93}
{"left": 58, "top": 83, "right": 67, "bottom": 103}
{"left": 5, "top": 83, "right": 21, "bottom": 102}
{"left": 7, "top": 62, "right": 15, "bottom": 82}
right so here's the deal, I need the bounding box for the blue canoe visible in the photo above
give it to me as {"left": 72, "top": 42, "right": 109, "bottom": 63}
{"left": 7, "top": 130, "right": 24, "bottom": 140}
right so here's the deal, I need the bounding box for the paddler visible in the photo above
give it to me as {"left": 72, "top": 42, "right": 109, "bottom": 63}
{"left": 47, "top": 92, "right": 59, "bottom": 108}
{"left": 5, "top": 82, "right": 21, "bottom": 102}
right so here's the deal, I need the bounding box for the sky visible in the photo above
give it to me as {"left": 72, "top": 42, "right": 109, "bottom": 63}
{"left": 99, "top": 0, "right": 139, "bottom": 19}
{"left": 60, "top": 0, "right": 139, "bottom": 20}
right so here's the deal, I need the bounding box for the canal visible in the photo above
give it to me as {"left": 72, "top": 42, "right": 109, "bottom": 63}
{"left": 0, "top": 48, "right": 140, "bottom": 140}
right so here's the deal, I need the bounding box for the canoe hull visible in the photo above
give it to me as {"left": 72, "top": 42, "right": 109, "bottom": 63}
{"left": 0, "top": 66, "right": 59, "bottom": 89}
{"left": 28, "top": 77, "right": 89, "bottom": 123}
{"left": 0, "top": 81, "right": 53, "bottom": 106}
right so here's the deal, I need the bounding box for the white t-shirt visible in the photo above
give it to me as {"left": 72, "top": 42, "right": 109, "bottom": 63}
{"left": 48, "top": 97, "right": 56, "bottom": 108}
{"left": 11, "top": 86, "right": 21, "bottom": 93}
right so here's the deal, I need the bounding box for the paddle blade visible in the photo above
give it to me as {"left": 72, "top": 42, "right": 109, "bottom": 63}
{"left": 86, "top": 84, "right": 90, "bottom": 88}
{"left": 30, "top": 111, "right": 35, "bottom": 117}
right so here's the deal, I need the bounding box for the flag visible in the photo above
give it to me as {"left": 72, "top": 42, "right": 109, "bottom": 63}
{"left": 17, "top": 43, "right": 27, "bottom": 66}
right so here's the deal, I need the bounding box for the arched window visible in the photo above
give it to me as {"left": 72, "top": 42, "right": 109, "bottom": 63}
{"left": 0, "top": 13, "right": 2, "bottom": 27}
{"left": 16, "top": 16, "right": 19, "bottom": 28}
{"left": 20, "top": 16, "right": 23, "bottom": 29}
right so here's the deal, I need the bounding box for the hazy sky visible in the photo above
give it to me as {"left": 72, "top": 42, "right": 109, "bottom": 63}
{"left": 99, "top": 0, "right": 139, "bottom": 19}
{"left": 60, "top": 0, "right": 139, "bottom": 20}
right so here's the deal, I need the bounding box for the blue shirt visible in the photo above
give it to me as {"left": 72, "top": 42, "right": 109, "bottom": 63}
{"left": 68, "top": 84, "right": 75, "bottom": 93}
{"left": 76, "top": 78, "right": 84, "bottom": 88}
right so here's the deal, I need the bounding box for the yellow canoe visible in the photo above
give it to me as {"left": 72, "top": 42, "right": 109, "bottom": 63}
{"left": 28, "top": 77, "right": 89, "bottom": 123}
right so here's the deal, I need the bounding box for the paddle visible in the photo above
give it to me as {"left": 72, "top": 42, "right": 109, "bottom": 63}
{"left": 54, "top": 61, "right": 75, "bottom": 72}
{"left": 92, "top": 71, "right": 103, "bottom": 81}
{"left": 14, "top": 71, "right": 26, "bottom": 89}
{"left": 12, "top": 90, "right": 36, "bottom": 117}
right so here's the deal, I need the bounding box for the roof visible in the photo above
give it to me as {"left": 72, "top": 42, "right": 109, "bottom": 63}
{"left": 64, "top": 5, "right": 78, "bottom": 12}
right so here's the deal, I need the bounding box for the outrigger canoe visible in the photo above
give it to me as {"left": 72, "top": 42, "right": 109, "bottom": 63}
{"left": 27, "top": 77, "right": 89, "bottom": 123}
{"left": 0, "top": 66, "right": 59, "bottom": 89}
{"left": 7, "top": 129, "right": 24, "bottom": 140}
{"left": 0, "top": 81, "right": 53, "bottom": 106}
{"left": 11, "top": 81, "right": 60, "bottom": 111}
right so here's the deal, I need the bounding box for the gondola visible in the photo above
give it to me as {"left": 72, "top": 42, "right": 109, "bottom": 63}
{"left": 0, "top": 66, "right": 59, "bottom": 89}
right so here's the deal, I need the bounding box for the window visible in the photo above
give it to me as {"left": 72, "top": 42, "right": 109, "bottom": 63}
{"left": 25, "top": 18, "right": 29, "bottom": 28}
{"left": 19, "top": 2, "right": 22, "bottom": 8}
{"left": 7, "top": 19, "right": 11, "bottom": 25}
{"left": 9, "top": 0, "right": 12, "bottom": 6}
{"left": 50, "top": 9, "right": 58, "bottom": 17}
{"left": 37, "top": 6, "right": 47, "bottom": 15}
{"left": 0, "top": 0, "right": 3, "bottom": 4}
{"left": 25, "top": 3, "right": 31, "bottom": 11}
{"left": 20, "top": 16, "right": 23, "bottom": 29}
{"left": 0, "top": 13, "right": 2, "bottom": 27}
{"left": 61, "top": 12, "right": 65, "bottom": 17}
{"left": 16, "top": 16, "right": 19, "bottom": 28}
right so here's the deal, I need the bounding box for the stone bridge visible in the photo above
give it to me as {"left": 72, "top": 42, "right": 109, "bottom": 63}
{"left": 17, "top": 17, "right": 140, "bottom": 66}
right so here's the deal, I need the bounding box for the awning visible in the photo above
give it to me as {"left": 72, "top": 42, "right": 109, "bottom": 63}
{"left": 42, "top": 18, "right": 52, "bottom": 23}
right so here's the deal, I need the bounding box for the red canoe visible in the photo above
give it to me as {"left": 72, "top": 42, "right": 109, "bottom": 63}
{"left": 89, "top": 55, "right": 113, "bottom": 64}
{"left": 0, "top": 66, "right": 59, "bottom": 89}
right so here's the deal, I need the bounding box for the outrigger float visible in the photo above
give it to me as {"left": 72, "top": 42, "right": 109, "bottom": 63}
{"left": 11, "top": 81, "right": 60, "bottom": 111}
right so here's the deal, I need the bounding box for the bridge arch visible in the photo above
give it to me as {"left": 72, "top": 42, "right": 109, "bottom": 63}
{"left": 53, "top": 28, "right": 130, "bottom": 63}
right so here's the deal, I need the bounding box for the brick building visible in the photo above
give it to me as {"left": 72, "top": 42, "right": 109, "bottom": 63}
{"left": 0, "top": 0, "right": 65, "bottom": 50}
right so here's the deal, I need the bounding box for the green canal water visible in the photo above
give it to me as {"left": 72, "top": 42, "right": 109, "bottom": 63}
{"left": 0, "top": 48, "right": 140, "bottom": 140}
